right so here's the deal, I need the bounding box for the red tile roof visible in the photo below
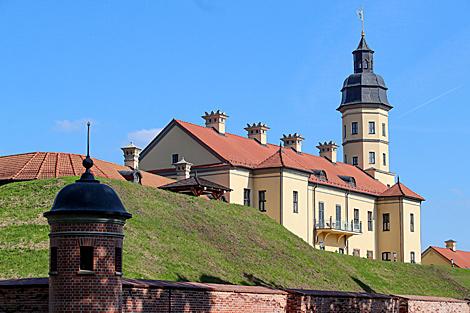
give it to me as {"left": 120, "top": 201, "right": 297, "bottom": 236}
{"left": 380, "top": 182, "right": 425, "bottom": 201}
{"left": 169, "top": 120, "right": 401, "bottom": 196}
{"left": 0, "top": 152, "right": 173, "bottom": 188}
{"left": 427, "top": 246, "right": 470, "bottom": 269}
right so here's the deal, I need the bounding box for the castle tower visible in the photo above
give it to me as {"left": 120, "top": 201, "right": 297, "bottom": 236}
{"left": 44, "top": 125, "right": 132, "bottom": 313}
{"left": 338, "top": 33, "right": 395, "bottom": 186}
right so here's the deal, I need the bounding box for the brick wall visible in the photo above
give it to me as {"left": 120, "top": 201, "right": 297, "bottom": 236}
{"left": 0, "top": 278, "right": 48, "bottom": 313}
{"left": 400, "top": 295, "right": 470, "bottom": 313}
{"left": 0, "top": 278, "right": 469, "bottom": 313}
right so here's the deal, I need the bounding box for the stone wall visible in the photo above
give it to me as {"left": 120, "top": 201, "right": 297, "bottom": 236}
{"left": 0, "top": 278, "right": 469, "bottom": 313}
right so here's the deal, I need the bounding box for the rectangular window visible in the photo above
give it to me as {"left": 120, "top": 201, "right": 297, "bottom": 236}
{"left": 410, "top": 252, "right": 416, "bottom": 264}
{"left": 382, "top": 153, "right": 387, "bottom": 166}
{"left": 338, "top": 248, "right": 345, "bottom": 254}
{"left": 243, "top": 189, "right": 251, "bottom": 206}
{"left": 353, "top": 249, "right": 360, "bottom": 257}
{"left": 382, "top": 252, "right": 391, "bottom": 261}
{"left": 343, "top": 125, "right": 346, "bottom": 138}
{"left": 369, "top": 152, "right": 375, "bottom": 164}
{"left": 50, "top": 247, "right": 58, "bottom": 273}
{"left": 80, "top": 246, "right": 94, "bottom": 271}
{"left": 258, "top": 191, "right": 266, "bottom": 212}
{"left": 115, "top": 247, "right": 123, "bottom": 273}
{"left": 367, "top": 250, "right": 374, "bottom": 259}
{"left": 351, "top": 122, "right": 358, "bottom": 135}
{"left": 318, "top": 202, "right": 325, "bottom": 227}
{"left": 410, "top": 213, "right": 414, "bottom": 232}
{"left": 352, "top": 156, "right": 358, "bottom": 166}
{"left": 344, "top": 155, "right": 348, "bottom": 164}
{"left": 293, "top": 191, "right": 299, "bottom": 213}
{"left": 336, "top": 205, "right": 341, "bottom": 228}
{"left": 368, "top": 121, "right": 376, "bottom": 134}
{"left": 354, "top": 208, "right": 360, "bottom": 225}
{"left": 382, "top": 123, "right": 386, "bottom": 136}
{"left": 171, "top": 153, "right": 179, "bottom": 164}
{"left": 383, "top": 213, "right": 390, "bottom": 231}
{"left": 367, "top": 211, "right": 373, "bottom": 231}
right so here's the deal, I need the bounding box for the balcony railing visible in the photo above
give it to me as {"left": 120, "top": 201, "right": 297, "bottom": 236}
{"left": 315, "top": 216, "right": 362, "bottom": 233}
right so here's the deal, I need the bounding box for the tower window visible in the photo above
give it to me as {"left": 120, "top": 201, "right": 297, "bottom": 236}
{"left": 410, "top": 213, "right": 415, "bottom": 232}
{"left": 80, "top": 246, "right": 94, "bottom": 271}
{"left": 383, "top": 153, "right": 387, "bottom": 166}
{"left": 368, "top": 121, "right": 375, "bottom": 134}
{"left": 367, "top": 250, "right": 374, "bottom": 259}
{"left": 369, "top": 152, "right": 376, "bottom": 164}
{"left": 293, "top": 191, "right": 299, "bottom": 213}
{"left": 344, "top": 155, "right": 348, "bottom": 164}
{"left": 351, "top": 122, "right": 358, "bottom": 135}
{"left": 352, "top": 156, "right": 358, "bottom": 166}
{"left": 258, "top": 190, "right": 266, "bottom": 212}
{"left": 382, "top": 123, "right": 386, "bottom": 136}
{"left": 343, "top": 125, "right": 346, "bottom": 138}
{"left": 115, "top": 247, "right": 123, "bottom": 273}
{"left": 410, "top": 252, "right": 416, "bottom": 264}
{"left": 50, "top": 247, "right": 58, "bottom": 273}
{"left": 383, "top": 213, "right": 390, "bottom": 231}
{"left": 244, "top": 189, "right": 251, "bottom": 206}
{"left": 172, "top": 154, "right": 179, "bottom": 164}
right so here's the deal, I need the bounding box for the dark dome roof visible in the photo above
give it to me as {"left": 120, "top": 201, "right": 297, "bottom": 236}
{"left": 338, "top": 72, "right": 392, "bottom": 110}
{"left": 44, "top": 179, "right": 131, "bottom": 219}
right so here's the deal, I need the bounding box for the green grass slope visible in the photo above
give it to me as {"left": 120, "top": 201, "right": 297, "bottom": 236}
{"left": 0, "top": 178, "right": 469, "bottom": 298}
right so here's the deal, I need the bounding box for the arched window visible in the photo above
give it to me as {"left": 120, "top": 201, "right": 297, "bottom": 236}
{"left": 363, "top": 60, "right": 369, "bottom": 69}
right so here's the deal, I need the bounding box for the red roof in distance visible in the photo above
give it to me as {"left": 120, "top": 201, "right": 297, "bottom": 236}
{"left": 0, "top": 152, "right": 173, "bottom": 188}
{"left": 427, "top": 246, "right": 470, "bottom": 269}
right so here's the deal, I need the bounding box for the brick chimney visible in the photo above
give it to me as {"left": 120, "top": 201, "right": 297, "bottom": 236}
{"left": 245, "top": 123, "right": 270, "bottom": 145}
{"left": 174, "top": 157, "right": 192, "bottom": 180}
{"left": 121, "top": 142, "right": 142, "bottom": 169}
{"left": 445, "top": 239, "right": 456, "bottom": 251}
{"left": 281, "top": 133, "right": 304, "bottom": 152}
{"left": 202, "top": 110, "right": 228, "bottom": 134}
{"left": 317, "top": 141, "right": 338, "bottom": 163}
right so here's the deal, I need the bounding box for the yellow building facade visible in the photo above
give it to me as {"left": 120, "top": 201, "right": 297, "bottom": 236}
{"left": 137, "top": 35, "right": 424, "bottom": 263}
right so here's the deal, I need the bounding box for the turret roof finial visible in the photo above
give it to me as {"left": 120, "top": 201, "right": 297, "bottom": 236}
{"left": 79, "top": 121, "right": 97, "bottom": 182}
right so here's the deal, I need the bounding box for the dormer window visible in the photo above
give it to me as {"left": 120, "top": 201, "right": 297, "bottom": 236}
{"left": 338, "top": 175, "right": 356, "bottom": 187}
{"left": 312, "top": 170, "right": 327, "bottom": 181}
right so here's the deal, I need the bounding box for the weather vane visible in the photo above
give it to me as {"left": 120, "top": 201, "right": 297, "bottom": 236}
{"left": 356, "top": 7, "right": 365, "bottom": 36}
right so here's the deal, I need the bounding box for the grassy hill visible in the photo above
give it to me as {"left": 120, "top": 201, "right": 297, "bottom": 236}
{"left": 0, "top": 177, "right": 469, "bottom": 299}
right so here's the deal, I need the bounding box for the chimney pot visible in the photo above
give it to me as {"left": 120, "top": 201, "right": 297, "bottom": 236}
{"left": 445, "top": 239, "right": 456, "bottom": 251}
{"left": 245, "top": 122, "right": 269, "bottom": 145}
{"left": 317, "top": 141, "right": 338, "bottom": 163}
{"left": 281, "top": 133, "right": 304, "bottom": 152}
{"left": 121, "top": 142, "right": 142, "bottom": 169}
{"left": 174, "top": 157, "right": 193, "bottom": 180}
{"left": 202, "top": 110, "right": 228, "bottom": 134}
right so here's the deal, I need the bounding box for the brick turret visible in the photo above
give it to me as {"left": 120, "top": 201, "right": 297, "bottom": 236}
{"left": 43, "top": 125, "right": 132, "bottom": 313}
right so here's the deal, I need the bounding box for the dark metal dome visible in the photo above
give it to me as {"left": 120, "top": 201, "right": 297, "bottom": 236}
{"left": 44, "top": 155, "right": 132, "bottom": 219}
{"left": 337, "top": 34, "right": 393, "bottom": 112}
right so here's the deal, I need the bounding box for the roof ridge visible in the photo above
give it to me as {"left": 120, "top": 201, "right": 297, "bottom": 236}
{"left": 12, "top": 152, "right": 38, "bottom": 179}
{"left": 396, "top": 181, "right": 406, "bottom": 196}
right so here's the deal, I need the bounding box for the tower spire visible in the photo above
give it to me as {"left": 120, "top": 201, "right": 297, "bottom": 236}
{"left": 80, "top": 121, "right": 97, "bottom": 182}
{"left": 356, "top": 7, "right": 365, "bottom": 37}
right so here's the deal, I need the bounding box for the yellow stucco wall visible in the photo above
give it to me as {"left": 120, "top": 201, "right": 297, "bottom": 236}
{"left": 341, "top": 107, "right": 391, "bottom": 182}
{"left": 228, "top": 168, "right": 253, "bottom": 205}
{"left": 139, "top": 124, "right": 221, "bottom": 170}
{"left": 252, "top": 169, "right": 281, "bottom": 223}
{"left": 421, "top": 249, "right": 451, "bottom": 267}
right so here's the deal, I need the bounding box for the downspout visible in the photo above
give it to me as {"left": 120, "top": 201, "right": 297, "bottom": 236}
{"left": 345, "top": 190, "right": 350, "bottom": 255}
{"left": 312, "top": 185, "right": 317, "bottom": 248}
{"left": 280, "top": 168, "right": 283, "bottom": 225}
{"left": 399, "top": 196, "right": 404, "bottom": 262}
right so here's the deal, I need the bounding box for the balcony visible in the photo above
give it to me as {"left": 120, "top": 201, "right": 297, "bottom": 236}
{"left": 315, "top": 217, "right": 362, "bottom": 243}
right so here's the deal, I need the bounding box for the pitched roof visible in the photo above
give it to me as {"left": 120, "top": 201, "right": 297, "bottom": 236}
{"left": 160, "top": 176, "right": 231, "bottom": 191}
{"left": 168, "top": 120, "right": 398, "bottom": 196}
{"left": 380, "top": 181, "right": 425, "bottom": 201}
{"left": 0, "top": 152, "right": 173, "bottom": 188}
{"left": 426, "top": 246, "right": 470, "bottom": 269}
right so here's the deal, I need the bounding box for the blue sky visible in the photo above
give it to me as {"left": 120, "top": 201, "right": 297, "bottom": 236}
{"left": 1, "top": 1, "right": 469, "bottom": 251}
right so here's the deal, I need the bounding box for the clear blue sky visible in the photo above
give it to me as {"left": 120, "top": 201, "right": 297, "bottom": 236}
{"left": 1, "top": 1, "right": 469, "bottom": 251}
